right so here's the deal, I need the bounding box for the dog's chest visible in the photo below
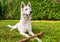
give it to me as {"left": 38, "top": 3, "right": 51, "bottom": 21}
{"left": 22, "top": 20, "right": 30, "bottom": 30}
{"left": 20, "top": 18, "right": 31, "bottom": 32}
{"left": 23, "top": 20, "right": 29, "bottom": 27}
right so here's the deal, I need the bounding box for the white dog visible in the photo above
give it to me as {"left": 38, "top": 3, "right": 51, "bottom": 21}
{"left": 8, "top": 1, "right": 42, "bottom": 42}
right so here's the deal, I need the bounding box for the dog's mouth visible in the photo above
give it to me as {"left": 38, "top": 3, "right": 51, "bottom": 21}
{"left": 26, "top": 14, "right": 30, "bottom": 16}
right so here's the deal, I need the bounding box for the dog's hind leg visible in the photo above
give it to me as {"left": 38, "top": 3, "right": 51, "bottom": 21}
{"left": 7, "top": 23, "right": 18, "bottom": 31}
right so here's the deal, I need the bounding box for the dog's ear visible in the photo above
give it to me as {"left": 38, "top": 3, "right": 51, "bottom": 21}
{"left": 21, "top": 1, "right": 25, "bottom": 8}
{"left": 27, "top": 2, "right": 31, "bottom": 7}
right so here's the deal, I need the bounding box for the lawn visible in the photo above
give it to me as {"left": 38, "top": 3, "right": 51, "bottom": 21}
{"left": 0, "top": 20, "right": 60, "bottom": 42}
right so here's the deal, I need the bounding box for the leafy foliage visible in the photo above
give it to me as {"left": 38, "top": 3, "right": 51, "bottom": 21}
{"left": 0, "top": 0, "right": 60, "bottom": 20}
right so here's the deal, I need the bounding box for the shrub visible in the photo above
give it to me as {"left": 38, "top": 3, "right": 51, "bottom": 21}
{"left": 0, "top": 0, "right": 60, "bottom": 20}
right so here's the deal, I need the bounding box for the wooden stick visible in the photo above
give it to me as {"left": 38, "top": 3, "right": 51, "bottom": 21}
{"left": 19, "top": 31, "right": 44, "bottom": 42}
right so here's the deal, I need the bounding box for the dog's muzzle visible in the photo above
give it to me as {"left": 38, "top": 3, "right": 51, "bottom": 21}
{"left": 26, "top": 14, "right": 30, "bottom": 16}
{"left": 26, "top": 11, "right": 32, "bottom": 16}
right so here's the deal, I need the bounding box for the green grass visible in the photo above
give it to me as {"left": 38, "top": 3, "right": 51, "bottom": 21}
{"left": 0, "top": 20, "right": 60, "bottom": 42}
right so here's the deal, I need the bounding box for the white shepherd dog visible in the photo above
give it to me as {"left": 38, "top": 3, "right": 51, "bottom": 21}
{"left": 8, "top": 1, "right": 42, "bottom": 42}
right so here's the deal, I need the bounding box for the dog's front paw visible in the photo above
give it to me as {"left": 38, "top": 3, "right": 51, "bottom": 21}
{"left": 35, "top": 37, "right": 42, "bottom": 42}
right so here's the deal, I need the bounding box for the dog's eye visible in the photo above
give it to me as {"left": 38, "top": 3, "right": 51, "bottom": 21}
{"left": 25, "top": 8, "right": 28, "bottom": 10}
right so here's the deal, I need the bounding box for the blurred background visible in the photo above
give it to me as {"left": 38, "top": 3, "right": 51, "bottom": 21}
{"left": 0, "top": 0, "right": 60, "bottom": 20}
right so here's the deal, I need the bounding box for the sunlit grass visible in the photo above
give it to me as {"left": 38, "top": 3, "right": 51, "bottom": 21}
{"left": 0, "top": 20, "right": 60, "bottom": 42}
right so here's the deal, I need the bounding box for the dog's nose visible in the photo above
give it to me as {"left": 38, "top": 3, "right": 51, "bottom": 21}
{"left": 30, "top": 11, "right": 32, "bottom": 13}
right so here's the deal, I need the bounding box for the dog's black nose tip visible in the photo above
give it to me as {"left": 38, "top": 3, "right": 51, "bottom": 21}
{"left": 30, "top": 11, "right": 32, "bottom": 13}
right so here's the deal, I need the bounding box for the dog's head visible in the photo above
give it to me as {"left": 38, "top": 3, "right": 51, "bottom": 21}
{"left": 21, "top": 1, "right": 32, "bottom": 16}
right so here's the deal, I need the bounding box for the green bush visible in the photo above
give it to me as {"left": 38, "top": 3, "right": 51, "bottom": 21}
{"left": 0, "top": 0, "right": 60, "bottom": 20}
{"left": 0, "top": 2, "right": 1, "bottom": 19}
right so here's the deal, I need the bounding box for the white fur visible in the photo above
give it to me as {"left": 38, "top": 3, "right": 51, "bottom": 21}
{"left": 7, "top": 1, "right": 42, "bottom": 42}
